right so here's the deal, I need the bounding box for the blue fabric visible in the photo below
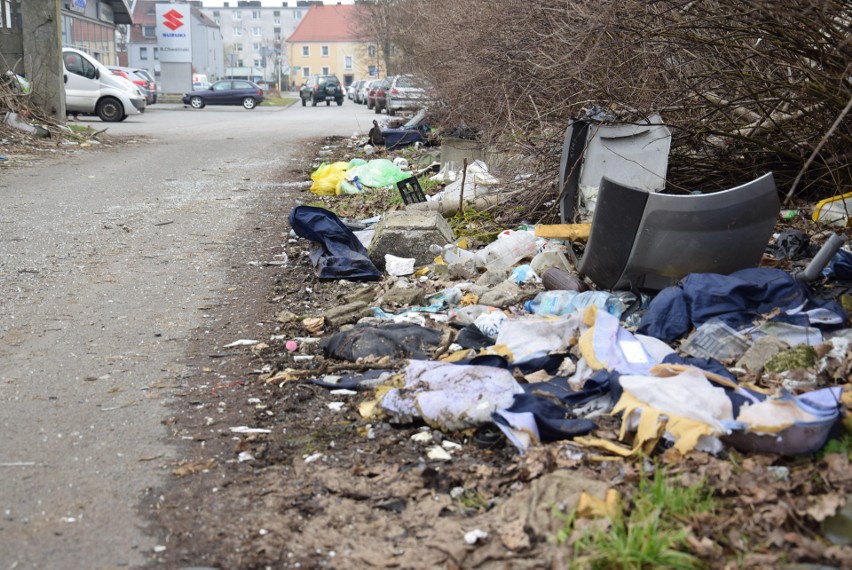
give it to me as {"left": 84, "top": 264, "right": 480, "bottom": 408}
{"left": 492, "top": 394, "right": 597, "bottom": 442}
{"left": 288, "top": 206, "right": 381, "bottom": 281}
{"left": 823, "top": 249, "right": 852, "bottom": 280}
{"left": 638, "top": 268, "right": 847, "bottom": 341}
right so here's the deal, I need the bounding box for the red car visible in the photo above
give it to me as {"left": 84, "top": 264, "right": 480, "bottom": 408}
{"left": 373, "top": 76, "right": 394, "bottom": 114}
{"left": 108, "top": 66, "right": 158, "bottom": 105}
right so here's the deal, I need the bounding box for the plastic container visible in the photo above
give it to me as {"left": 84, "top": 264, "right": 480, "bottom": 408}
{"left": 530, "top": 250, "right": 572, "bottom": 274}
{"left": 475, "top": 231, "right": 538, "bottom": 271}
{"left": 524, "top": 290, "right": 623, "bottom": 317}
{"left": 680, "top": 318, "right": 751, "bottom": 361}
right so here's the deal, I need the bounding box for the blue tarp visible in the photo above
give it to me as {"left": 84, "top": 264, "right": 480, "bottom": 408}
{"left": 637, "top": 268, "right": 847, "bottom": 341}
{"left": 288, "top": 205, "right": 381, "bottom": 281}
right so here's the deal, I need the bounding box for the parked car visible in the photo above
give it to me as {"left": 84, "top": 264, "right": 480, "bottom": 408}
{"left": 357, "top": 79, "right": 375, "bottom": 105}
{"left": 373, "top": 75, "right": 395, "bottom": 114}
{"left": 383, "top": 74, "right": 432, "bottom": 116}
{"left": 62, "top": 47, "right": 146, "bottom": 122}
{"left": 300, "top": 75, "right": 344, "bottom": 106}
{"left": 108, "top": 66, "right": 157, "bottom": 105}
{"left": 349, "top": 79, "right": 365, "bottom": 102}
{"left": 182, "top": 80, "right": 265, "bottom": 110}
{"left": 363, "top": 80, "right": 379, "bottom": 108}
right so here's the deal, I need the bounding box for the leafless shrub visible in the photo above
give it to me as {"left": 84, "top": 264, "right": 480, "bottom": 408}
{"left": 366, "top": 0, "right": 850, "bottom": 217}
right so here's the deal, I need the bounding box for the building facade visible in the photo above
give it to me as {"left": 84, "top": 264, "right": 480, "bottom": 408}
{"left": 127, "top": 0, "right": 223, "bottom": 90}
{"left": 200, "top": 1, "right": 311, "bottom": 88}
{"left": 285, "top": 4, "right": 374, "bottom": 91}
{"left": 61, "top": 0, "right": 133, "bottom": 65}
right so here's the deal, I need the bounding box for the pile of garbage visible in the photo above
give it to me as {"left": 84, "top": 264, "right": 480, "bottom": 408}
{"left": 284, "top": 193, "right": 852, "bottom": 457}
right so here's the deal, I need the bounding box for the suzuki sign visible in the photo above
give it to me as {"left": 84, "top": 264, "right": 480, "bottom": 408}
{"left": 156, "top": 4, "right": 192, "bottom": 63}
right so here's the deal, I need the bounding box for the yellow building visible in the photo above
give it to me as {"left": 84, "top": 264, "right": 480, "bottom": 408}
{"left": 285, "top": 4, "right": 376, "bottom": 90}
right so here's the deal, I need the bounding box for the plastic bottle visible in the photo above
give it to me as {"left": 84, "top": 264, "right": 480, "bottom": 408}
{"left": 475, "top": 231, "right": 538, "bottom": 271}
{"left": 524, "top": 290, "right": 622, "bottom": 317}
{"left": 429, "top": 243, "right": 477, "bottom": 265}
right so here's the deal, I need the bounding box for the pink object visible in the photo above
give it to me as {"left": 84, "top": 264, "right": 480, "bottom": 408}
{"left": 285, "top": 340, "right": 298, "bottom": 352}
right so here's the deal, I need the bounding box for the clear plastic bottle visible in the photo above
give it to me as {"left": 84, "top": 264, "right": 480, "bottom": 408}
{"left": 475, "top": 231, "right": 538, "bottom": 271}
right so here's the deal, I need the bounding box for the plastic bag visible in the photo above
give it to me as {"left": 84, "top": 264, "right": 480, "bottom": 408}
{"left": 310, "top": 162, "right": 349, "bottom": 196}
{"left": 346, "top": 159, "right": 409, "bottom": 189}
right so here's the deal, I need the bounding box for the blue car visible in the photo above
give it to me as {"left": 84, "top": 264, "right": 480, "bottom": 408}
{"left": 182, "top": 79, "right": 264, "bottom": 110}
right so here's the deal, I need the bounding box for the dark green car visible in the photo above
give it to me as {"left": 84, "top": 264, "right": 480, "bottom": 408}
{"left": 300, "top": 75, "right": 344, "bottom": 107}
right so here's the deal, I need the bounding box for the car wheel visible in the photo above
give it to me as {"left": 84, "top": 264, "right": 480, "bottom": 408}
{"left": 96, "top": 97, "right": 123, "bottom": 122}
{"left": 336, "top": 98, "right": 343, "bottom": 106}
{"left": 118, "top": 114, "right": 128, "bottom": 122}
{"left": 301, "top": 96, "right": 306, "bottom": 107}
{"left": 190, "top": 96, "right": 205, "bottom": 109}
{"left": 326, "top": 100, "right": 330, "bottom": 106}
{"left": 242, "top": 97, "right": 257, "bottom": 110}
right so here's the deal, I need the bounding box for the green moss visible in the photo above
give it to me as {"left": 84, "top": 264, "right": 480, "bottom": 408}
{"left": 764, "top": 344, "right": 818, "bottom": 373}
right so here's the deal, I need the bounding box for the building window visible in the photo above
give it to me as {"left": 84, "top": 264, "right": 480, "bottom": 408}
{"left": 368, "top": 45, "right": 376, "bottom": 57}
{"left": 233, "top": 27, "right": 242, "bottom": 36}
{"left": 233, "top": 11, "right": 241, "bottom": 20}
{"left": 142, "top": 25, "right": 155, "bottom": 37}
{"left": 236, "top": 43, "right": 243, "bottom": 51}
{"left": 238, "top": 59, "right": 244, "bottom": 67}
{"left": 252, "top": 10, "right": 261, "bottom": 19}
{"left": 321, "top": 45, "right": 329, "bottom": 57}
{"left": 140, "top": 47, "right": 148, "bottom": 60}
{"left": 154, "top": 47, "right": 159, "bottom": 60}
{"left": 302, "top": 67, "right": 309, "bottom": 76}
{"left": 273, "top": 18, "right": 280, "bottom": 25}
{"left": 213, "top": 10, "right": 219, "bottom": 17}
{"left": 253, "top": 42, "right": 261, "bottom": 51}
{"left": 301, "top": 45, "right": 309, "bottom": 57}
{"left": 273, "top": 10, "right": 280, "bottom": 16}
{"left": 294, "top": 10, "right": 302, "bottom": 18}
{"left": 254, "top": 59, "right": 261, "bottom": 67}
{"left": 252, "top": 27, "right": 262, "bottom": 36}
{"left": 344, "top": 55, "right": 353, "bottom": 70}
{"left": 274, "top": 27, "right": 281, "bottom": 37}
{"left": 322, "top": 66, "right": 329, "bottom": 75}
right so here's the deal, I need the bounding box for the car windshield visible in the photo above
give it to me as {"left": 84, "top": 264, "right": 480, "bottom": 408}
{"left": 396, "top": 76, "right": 414, "bottom": 88}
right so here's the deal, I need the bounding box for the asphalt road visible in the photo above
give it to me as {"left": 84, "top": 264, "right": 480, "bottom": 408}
{"left": 0, "top": 99, "right": 379, "bottom": 568}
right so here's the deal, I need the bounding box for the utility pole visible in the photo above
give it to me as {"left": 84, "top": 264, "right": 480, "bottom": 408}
{"left": 22, "top": 0, "right": 65, "bottom": 119}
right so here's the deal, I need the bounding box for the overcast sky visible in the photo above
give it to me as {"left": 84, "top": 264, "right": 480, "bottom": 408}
{"left": 199, "top": 0, "right": 354, "bottom": 5}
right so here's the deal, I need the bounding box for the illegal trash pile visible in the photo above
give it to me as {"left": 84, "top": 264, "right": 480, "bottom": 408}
{"left": 284, "top": 207, "right": 851, "bottom": 459}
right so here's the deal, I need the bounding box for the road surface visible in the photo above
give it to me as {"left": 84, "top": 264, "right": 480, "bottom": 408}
{"left": 0, "top": 100, "right": 380, "bottom": 568}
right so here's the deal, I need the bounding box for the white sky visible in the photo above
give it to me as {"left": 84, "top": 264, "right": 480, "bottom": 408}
{"left": 199, "top": 0, "right": 354, "bottom": 5}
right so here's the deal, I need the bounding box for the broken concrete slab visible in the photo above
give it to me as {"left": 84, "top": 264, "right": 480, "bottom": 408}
{"left": 736, "top": 335, "right": 789, "bottom": 372}
{"left": 382, "top": 283, "right": 426, "bottom": 307}
{"left": 368, "top": 211, "right": 454, "bottom": 270}
{"left": 323, "top": 301, "right": 373, "bottom": 328}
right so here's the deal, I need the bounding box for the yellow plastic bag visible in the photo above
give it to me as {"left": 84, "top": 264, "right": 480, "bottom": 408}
{"left": 310, "top": 162, "right": 349, "bottom": 196}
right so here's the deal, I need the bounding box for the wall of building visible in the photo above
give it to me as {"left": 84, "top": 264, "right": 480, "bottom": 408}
{"left": 288, "top": 40, "right": 374, "bottom": 88}
{"left": 191, "top": 17, "right": 224, "bottom": 81}
{"left": 60, "top": 0, "right": 122, "bottom": 65}
{"left": 201, "top": 5, "right": 304, "bottom": 85}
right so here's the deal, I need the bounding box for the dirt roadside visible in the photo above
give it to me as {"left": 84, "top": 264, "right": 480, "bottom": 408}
{"left": 142, "top": 135, "right": 852, "bottom": 570}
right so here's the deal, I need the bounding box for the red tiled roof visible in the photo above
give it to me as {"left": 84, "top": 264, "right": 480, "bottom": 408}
{"left": 286, "top": 4, "right": 363, "bottom": 43}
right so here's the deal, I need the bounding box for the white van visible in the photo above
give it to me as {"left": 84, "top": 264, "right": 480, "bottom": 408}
{"left": 62, "top": 47, "right": 146, "bottom": 122}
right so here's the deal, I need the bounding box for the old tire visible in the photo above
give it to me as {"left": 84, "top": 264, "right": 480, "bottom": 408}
{"left": 96, "top": 97, "right": 123, "bottom": 122}
{"left": 190, "top": 96, "right": 205, "bottom": 109}
{"left": 242, "top": 97, "right": 257, "bottom": 110}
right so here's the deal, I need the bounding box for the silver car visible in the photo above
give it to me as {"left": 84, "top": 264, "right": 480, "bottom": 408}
{"left": 384, "top": 74, "right": 431, "bottom": 116}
